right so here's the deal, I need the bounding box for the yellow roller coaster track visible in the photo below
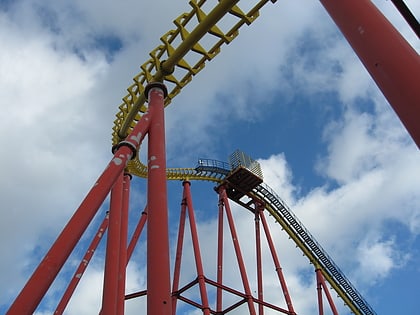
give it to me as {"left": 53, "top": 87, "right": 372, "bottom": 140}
{"left": 112, "top": 1, "right": 376, "bottom": 314}
{"left": 112, "top": 0, "right": 277, "bottom": 180}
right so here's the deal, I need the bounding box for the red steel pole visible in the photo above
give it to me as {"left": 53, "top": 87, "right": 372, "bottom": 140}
{"left": 101, "top": 172, "right": 124, "bottom": 315}
{"left": 316, "top": 269, "right": 324, "bottom": 315}
{"left": 126, "top": 206, "right": 147, "bottom": 262}
{"left": 254, "top": 210, "right": 264, "bottom": 315}
{"left": 218, "top": 186, "right": 256, "bottom": 315}
{"left": 7, "top": 98, "right": 152, "bottom": 315}
{"left": 172, "top": 192, "right": 188, "bottom": 315}
{"left": 183, "top": 181, "right": 211, "bottom": 315}
{"left": 319, "top": 0, "right": 420, "bottom": 148}
{"left": 54, "top": 213, "right": 109, "bottom": 315}
{"left": 316, "top": 269, "right": 339, "bottom": 315}
{"left": 216, "top": 193, "right": 224, "bottom": 313}
{"left": 259, "top": 208, "right": 295, "bottom": 314}
{"left": 116, "top": 174, "right": 131, "bottom": 314}
{"left": 146, "top": 82, "right": 171, "bottom": 315}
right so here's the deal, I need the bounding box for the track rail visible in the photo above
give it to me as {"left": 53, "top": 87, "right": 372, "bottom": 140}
{"left": 251, "top": 184, "right": 376, "bottom": 315}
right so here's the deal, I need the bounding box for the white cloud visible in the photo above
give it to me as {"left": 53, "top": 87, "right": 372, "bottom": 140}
{"left": 320, "top": 110, "right": 380, "bottom": 184}
{"left": 258, "top": 153, "right": 296, "bottom": 204}
{"left": 0, "top": 4, "right": 113, "bottom": 306}
{"left": 62, "top": 261, "right": 147, "bottom": 315}
{"left": 355, "top": 236, "right": 410, "bottom": 285}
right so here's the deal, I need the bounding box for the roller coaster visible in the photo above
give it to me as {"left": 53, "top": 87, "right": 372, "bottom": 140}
{"left": 6, "top": 0, "right": 420, "bottom": 314}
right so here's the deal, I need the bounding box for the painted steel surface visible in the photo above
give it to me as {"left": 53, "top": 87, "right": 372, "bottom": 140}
{"left": 320, "top": 0, "right": 420, "bottom": 148}
{"left": 146, "top": 85, "right": 172, "bottom": 315}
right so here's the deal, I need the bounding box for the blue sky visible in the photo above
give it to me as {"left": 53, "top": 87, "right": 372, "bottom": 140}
{"left": 0, "top": 0, "right": 419, "bottom": 314}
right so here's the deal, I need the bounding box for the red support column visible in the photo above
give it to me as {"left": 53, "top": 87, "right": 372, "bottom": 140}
{"left": 116, "top": 174, "right": 131, "bottom": 314}
{"left": 172, "top": 193, "right": 188, "bottom": 315}
{"left": 316, "top": 269, "right": 339, "bottom": 315}
{"left": 54, "top": 213, "right": 109, "bottom": 315}
{"left": 146, "top": 82, "right": 171, "bottom": 315}
{"left": 218, "top": 186, "right": 256, "bottom": 315}
{"left": 216, "top": 193, "right": 224, "bottom": 313}
{"left": 183, "top": 181, "right": 211, "bottom": 315}
{"left": 316, "top": 271, "right": 324, "bottom": 315}
{"left": 102, "top": 172, "right": 124, "bottom": 315}
{"left": 319, "top": 0, "right": 420, "bottom": 148}
{"left": 254, "top": 210, "right": 264, "bottom": 315}
{"left": 126, "top": 206, "right": 147, "bottom": 262}
{"left": 259, "top": 207, "right": 295, "bottom": 314}
{"left": 7, "top": 108, "right": 152, "bottom": 315}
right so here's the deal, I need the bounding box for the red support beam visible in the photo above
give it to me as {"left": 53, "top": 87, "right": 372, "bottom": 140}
{"left": 116, "top": 174, "right": 131, "bottom": 314}
{"left": 218, "top": 186, "right": 256, "bottom": 315}
{"left": 146, "top": 82, "right": 172, "bottom": 315}
{"left": 316, "top": 269, "right": 339, "bottom": 315}
{"left": 216, "top": 193, "right": 224, "bottom": 313}
{"left": 101, "top": 172, "right": 124, "bottom": 315}
{"left": 183, "top": 181, "right": 211, "bottom": 315}
{"left": 6, "top": 107, "right": 152, "bottom": 315}
{"left": 126, "top": 206, "right": 147, "bottom": 262}
{"left": 172, "top": 190, "right": 188, "bottom": 315}
{"left": 317, "top": 272, "right": 324, "bottom": 315}
{"left": 53, "top": 213, "right": 109, "bottom": 315}
{"left": 319, "top": 0, "right": 420, "bottom": 148}
{"left": 259, "top": 207, "right": 295, "bottom": 314}
{"left": 254, "top": 210, "right": 264, "bottom": 315}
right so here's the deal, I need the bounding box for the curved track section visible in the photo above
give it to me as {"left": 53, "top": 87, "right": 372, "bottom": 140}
{"left": 113, "top": 0, "right": 277, "bottom": 142}
{"left": 112, "top": 0, "right": 277, "bottom": 176}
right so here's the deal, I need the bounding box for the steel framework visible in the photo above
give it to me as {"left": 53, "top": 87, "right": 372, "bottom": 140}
{"left": 6, "top": 0, "right": 419, "bottom": 314}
